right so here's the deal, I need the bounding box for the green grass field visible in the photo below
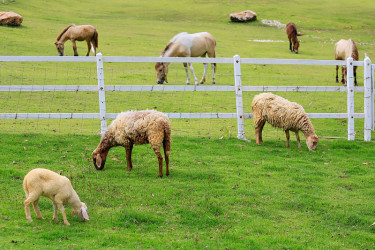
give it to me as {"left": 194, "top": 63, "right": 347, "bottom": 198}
{"left": 1, "top": 0, "right": 375, "bottom": 248}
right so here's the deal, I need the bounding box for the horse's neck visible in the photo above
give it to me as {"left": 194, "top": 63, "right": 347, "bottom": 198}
{"left": 162, "top": 43, "right": 178, "bottom": 57}
{"left": 58, "top": 31, "right": 70, "bottom": 43}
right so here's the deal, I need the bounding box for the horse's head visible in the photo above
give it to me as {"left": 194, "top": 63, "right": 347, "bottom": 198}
{"left": 293, "top": 40, "right": 300, "bottom": 54}
{"left": 155, "top": 62, "right": 168, "bottom": 84}
{"left": 54, "top": 41, "right": 64, "bottom": 56}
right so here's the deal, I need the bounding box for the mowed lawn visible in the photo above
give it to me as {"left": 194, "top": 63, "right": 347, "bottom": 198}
{"left": 1, "top": 0, "right": 375, "bottom": 248}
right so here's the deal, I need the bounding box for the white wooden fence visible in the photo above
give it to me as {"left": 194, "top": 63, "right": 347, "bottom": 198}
{"left": 0, "top": 54, "right": 374, "bottom": 141}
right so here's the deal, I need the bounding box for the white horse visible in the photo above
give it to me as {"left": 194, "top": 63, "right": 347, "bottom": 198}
{"left": 155, "top": 32, "right": 216, "bottom": 85}
{"left": 334, "top": 39, "right": 359, "bottom": 86}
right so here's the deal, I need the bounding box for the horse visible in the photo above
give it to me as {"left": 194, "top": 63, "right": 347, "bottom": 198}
{"left": 54, "top": 24, "right": 98, "bottom": 56}
{"left": 334, "top": 39, "right": 359, "bottom": 86}
{"left": 155, "top": 32, "right": 216, "bottom": 85}
{"left": 286, "top": 23, "right": 303, "bottom": 54}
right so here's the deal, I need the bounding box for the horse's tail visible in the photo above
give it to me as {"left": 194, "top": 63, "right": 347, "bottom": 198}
{"left": 92, "top": 29, "right": 98, "bottom": 49}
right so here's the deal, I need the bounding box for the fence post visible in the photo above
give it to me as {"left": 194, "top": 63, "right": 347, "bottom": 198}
{"left": 346, "top": 57, "right": 355, "bottom": 141}
{"left": 364, "top": 56, "right": 373, "bottom": 141}
{"left": 233, "top": 55, "right": 248, "bottom": 141}
{"left": 96, "top": 53, "right": 107, "bottom": 135}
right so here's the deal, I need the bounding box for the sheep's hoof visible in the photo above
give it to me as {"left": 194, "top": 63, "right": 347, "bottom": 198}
{"left": 212, "top": 82, "right": 215, "bottom": 85}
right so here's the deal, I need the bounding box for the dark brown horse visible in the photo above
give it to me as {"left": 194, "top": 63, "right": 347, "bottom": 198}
{"left": 334, "top": 39, "right": 359, "bottom": 86}
{"left": 286, "top": 23, "right": 303, "bottom": 54}
{"left": 54, "top": 24, "right": 98, "bottom": 56}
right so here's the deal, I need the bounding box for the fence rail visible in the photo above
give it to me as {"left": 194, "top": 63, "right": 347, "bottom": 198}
{"left": 0, "top": 54, "right": 373, "bottom": 141}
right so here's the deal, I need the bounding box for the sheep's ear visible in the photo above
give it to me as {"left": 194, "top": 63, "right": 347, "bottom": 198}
{"left": 81, "top": 207, "right": 89, "bottom": 220}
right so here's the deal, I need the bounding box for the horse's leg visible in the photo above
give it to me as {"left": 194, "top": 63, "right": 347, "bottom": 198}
{"left": 86, "top": 40, "right": 91, "bottom": 56}
{"left": 72, "top": 40, "right": 78, "bottom": 56}
{"left": 354, "top": 66, "right": 358, "bottom": 86}
{"left": 188, "top": 63, "right": 198, "bottom": 85}
{"left": 341, "top": 67, "right": 345, "bottom": 85}
{"left": 211, "top": 63, "right": 216, "bottom": 84}
{"left": 183, "top": 63, "right": 190, "bottom": 84}
{"left": 336, "top": 65, "right": 339, "bottom": 83}
{"left": 289, "top": 38, "right": 292, "bottom": 52}
{"left": 199, "top": 63, "right": 208, "bottom": 84}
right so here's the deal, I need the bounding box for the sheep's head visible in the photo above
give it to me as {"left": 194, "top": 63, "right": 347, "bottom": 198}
{"left": 306, "top": 135, "right": 319, "bottom": 151}
{"left": 72, "top": 203, "right": 89, "bottom": 221}
{"left": 92, "top": 149, "right": 108, "bottom": 170}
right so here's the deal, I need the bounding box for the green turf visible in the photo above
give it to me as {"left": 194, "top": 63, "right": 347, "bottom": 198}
{"left": 1, "top": 0, "right": 375, "bottom": 248}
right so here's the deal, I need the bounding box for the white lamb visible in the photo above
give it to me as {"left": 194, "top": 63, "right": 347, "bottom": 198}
{"left": 251, "top": 92, "right": 319, "bottom": 151}
{"left": 23, "top": 168, "right": 89, "bottom": 226}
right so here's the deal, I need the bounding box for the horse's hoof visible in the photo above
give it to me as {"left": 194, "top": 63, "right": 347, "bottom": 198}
{"left": 212, "top": 82, "right": 216, "bottom": 85}
{"left": 199, "top": 82, "right": 204, "bottom": 85}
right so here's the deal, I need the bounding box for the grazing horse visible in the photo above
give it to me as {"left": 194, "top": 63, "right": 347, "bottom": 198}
{"left": 286, "top": 23, "right": 303, "bottom": 54}
{"left": 334, "top": 39, "right": 359, "bottom": 86}
{"left": 54, "top": 24, "right": 98, "bottom": 56}
{"left": 155, "top": 32, "right": 216, "bottom": 85}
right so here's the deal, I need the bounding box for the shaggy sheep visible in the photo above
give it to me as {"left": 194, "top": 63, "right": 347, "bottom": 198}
{"left": 23, "top": 168, "right": 89, "bottom": 226}
{"left": 92, "top": 110, "right": 171, "bottom": 177}
{"left": 251, "top": 93, "right": 319, "bottom": 151}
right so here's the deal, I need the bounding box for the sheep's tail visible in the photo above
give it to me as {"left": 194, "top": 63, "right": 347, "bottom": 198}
{"left": 23, "top": 177, "right": 29, "bottom": 198}
{"left": 163, "top": 123, "right": 171, "bottom": 157}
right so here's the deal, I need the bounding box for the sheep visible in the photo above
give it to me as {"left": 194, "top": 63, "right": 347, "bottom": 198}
{"left": 23, "top": 168, "right": 89, "bottom": 226}
{"left": 251, "top": 93, "right": 319, "bottom": 151}
{"left": 92, "top": 110, "right": 171, "bottom": 177}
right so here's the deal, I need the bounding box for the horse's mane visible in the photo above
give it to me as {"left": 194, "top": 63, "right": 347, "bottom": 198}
{"left": 350, "top": 39, "right": 359, "bottom": 61}
{"left": 161, "top": 42, "right": 173, "bottom": 56}
{"left": 56, "top": 24, "right": 74, "bottom": 41}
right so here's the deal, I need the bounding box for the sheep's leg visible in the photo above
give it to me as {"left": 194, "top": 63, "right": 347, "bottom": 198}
{"left": 285, "top": 130, "right": 290, "bottom": 148}
{"left": 52, "top": 202, "right": 59, "bottom": 222}
{"left": 295, "top": 131, "right": 301, "bottom": 148}
{"left": 24, "top": 192, "right": 40, "bottom": 222}
{"left": 183, "top": 63, "right": 190, "bottom": 85}
{"left": 152, "top": 146, "right": 164, "bottom": 178}
{"left": 24, "top": 198, "right": 33, "bottom": 222}
{"left": 32, "top": 198, "right": 44, "bottom": 220}
{"left": 255, "top": 120, "right": 266, "bottom": 144}
{"left": 56, "top": 201, "right": 70, "bottom": 226}
{"left": 163, "top": 142, "right": 170, "bottom": 176}
{"left": 336, "top": 65, "right": 339, "bottom": 83}
{"left": 86, "top": 40, "right": 91, "bottom": 56}
{"left": 125, "top": 143, "right": 133, "bottom": 171}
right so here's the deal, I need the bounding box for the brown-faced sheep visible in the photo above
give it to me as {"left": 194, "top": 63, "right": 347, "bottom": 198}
{"left": 92, "top": 110, "right": 171, "bottom": 177}
{"left": 23, "top": 168, "right": 89, "bottom": 226}
{"left": 251, "top": 93, "right": 319, "bottom": 151}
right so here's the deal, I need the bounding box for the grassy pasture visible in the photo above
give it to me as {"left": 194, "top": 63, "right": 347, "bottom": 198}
{"left": 1, "top": 0, "right": 375, "bottom": 248}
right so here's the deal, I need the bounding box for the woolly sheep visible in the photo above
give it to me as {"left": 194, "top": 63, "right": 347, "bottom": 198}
{"left": 23, "top": 168, "right": 89, "bottom": 226}
{"left": 92, "top": 110, "right": 171, "bottom": 177}
{"left": 251, "top": 93, "right": 319, "bottom": 151}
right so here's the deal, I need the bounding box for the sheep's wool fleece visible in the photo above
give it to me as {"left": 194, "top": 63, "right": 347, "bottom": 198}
{"left": 108, "top": 110, "right": 170, "bottom": 146}
{"left": 252, "top": 93, "right": 314, "bottom": 133}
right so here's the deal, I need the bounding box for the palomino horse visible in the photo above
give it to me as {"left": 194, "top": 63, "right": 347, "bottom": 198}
{"left": 54, "top": 24, "right": 98, "bottom": 56}
{"left": 155, "top": 32, "right": 216, "bottom": 85}
{"left": 286, "top": 23, "right": 303, "bottom": 54}
{"left": 334, "top": 39, "right": 359, "bottom": 86}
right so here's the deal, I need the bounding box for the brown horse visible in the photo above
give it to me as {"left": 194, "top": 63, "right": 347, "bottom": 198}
{"left": 286, "top": 23, "right": 303, "bottom": 54}
{"left": 54, "top": 24, "right": 98, "bottom": 56}
{"left": 155, "top": 32, "right": 216, "bottom": 85}
{"left": 334, "top": 39, "right": 359, "bottom": 86}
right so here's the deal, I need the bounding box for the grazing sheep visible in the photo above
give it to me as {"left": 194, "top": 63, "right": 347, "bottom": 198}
{"left": 251, "top": 93, "right": 319, "bottom": 151}
{"left": 23, "top": 168, "right": 89, "bottom": 226}
{"left": 92, "top": 110, "right": 171, "bottom": 177}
